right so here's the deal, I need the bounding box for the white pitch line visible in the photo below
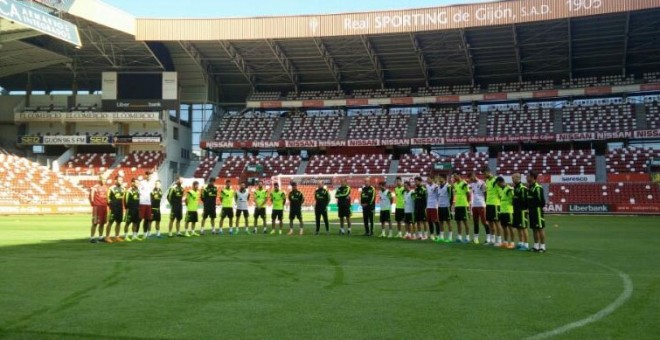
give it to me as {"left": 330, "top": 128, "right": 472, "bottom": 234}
{"left": 526, "top": 256, "right": 634, "bottom": 340}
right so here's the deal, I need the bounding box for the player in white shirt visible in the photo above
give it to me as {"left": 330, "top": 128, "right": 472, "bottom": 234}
{"left": 377, "top": 182, "right": 394, "bottom": 238}
{"left": 469, "top": 172, "right": 489, "bottom": 244}
{"left": 436, "top": 174, "right": 454, "bottom": 243}
{"left": 235, "top": 182, "right": 251, "bottom": 234}
{"left": 425, "top": 177, "right": 440, "bottom": 241}
{"left": 403, "top": 181, "right": 415, "bottom": 240}
{"left": 137, "top": 171, "right": 156, "bottom": 239}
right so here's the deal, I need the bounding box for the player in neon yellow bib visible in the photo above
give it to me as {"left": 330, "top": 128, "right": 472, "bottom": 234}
{"left": 484, "top": 168, "right": 503, "bottom": 246}
{"left": 184, "top": 181, "right": 200, "bottom": 237}
{"left": 219, "top": 179, "right": 235, "bottom": 235}
{"left": 497, "top": 177, "right": 515, "bottom": 249}
{"left": 393, "top": 177, "right": 406, "bottom": 238}
{"left": 269, "top": 182, "right": 286, "bottom": 235}
{"left": 253, "top": 180, "right": 269, "bottom": 234}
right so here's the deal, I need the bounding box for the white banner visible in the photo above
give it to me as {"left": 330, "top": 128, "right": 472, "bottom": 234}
{"left": 42, "top": 135, "right": 88, "bottom": 145}
{"left": 550, "top": 175, "right": 596, "bottom": 183}
{"left": 102, "top": 72, "right": 117, "bottom": 100}
{"left": 14, "top": 111, "right": 160, "bottom": 122}
{"left": 162, "top": 72, "right": 178, "bottom": 100}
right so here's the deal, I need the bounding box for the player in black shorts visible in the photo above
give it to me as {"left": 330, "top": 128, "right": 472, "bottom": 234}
{"left": 124, "top": 178, "right": 141, "bottom": 241}
{"left": 394, "top": 177, "right": 406, "bottom": 238}
{"left": 201, "top": 177, "right": 218, "bottom": 235}
{"left": 527, "top": 172, "right": 547, "bottom": 253}
{"left": 167, "top": 177, "right": 184, "bottom": 237}
{"left": 413, "top": 177, "right": 428, "bottom": 239}
{"left": 335, "top": 179, "right": 352, "bottom": 235}
{"left": 108, "top": 176, "right": 125, "bottom": 241}
{"left": 150, "top": 180, "right": 163, "bottom": 238}
{"left": 512, "top": 173, "right": 529, "bottom": 251}
{"left": 288, "top": 182, "right": 305, "bottom": 235}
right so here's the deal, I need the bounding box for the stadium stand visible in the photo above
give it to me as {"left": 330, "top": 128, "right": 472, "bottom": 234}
{"left": 605, "top": 147, "right": 660, "bottom": 174}
{"left": 194, "top": 155, "right": 220, "bottom": 179}
{"left": 213, "top": 116, "right": 278, "bottom": 141}
{"left": 217, "top": 155, "right": 301, "bottom": 179}
{"left": 280, "top": 114, "right": 343, "bottom": 140}
{"left": 561, "top": 74, "right": 636, "bottom": 88}
{"left": 398, "top": 152, "right": 488, "bottom": 177}
{"left": 286, "top": 90, "right": 345, "bottom": 100}
{"left": 486, "top": 80, "right": 555, "bottom": 93}
{"left": 347, "top": 113, "right": 409, "bottom": 140}
{"left": 497, "top": 150, "right": 596, "bottom": 175}
{"left": 305, "top": 154, "right": 392, "bottom": 175}
{"left": 562, "top": 103, "right": 636, "bottom": 133}
{"left": 417, "top": 85, "right": 478, "bottom": 96}
{"left": 62, "top": 153, "right": 116, "bottom": 176}
{"left": 488, "top": 106, "right": 554, "bottom": 136}
{"left": 352, "top": 88, "right": 412, "bottom": 99}
{"left": 644, "top": 72, "right": 660, "bottom": 83}
{"left": 247, "top": 91, "right": 281, "bottom": 101}
{"left": 416, "top": 107, "right": 480, "bottom": 138}
{"left": 548, "top": 183, "right": 659, "bottom": 205}
{"left": 110, "top": 151, "right": 164, "bottom": 180}
{"left": 0, "top": 152, "right": 88, "bottom": 206}
{"left": 645, "top": 100, "right": 660, "bottom": 130}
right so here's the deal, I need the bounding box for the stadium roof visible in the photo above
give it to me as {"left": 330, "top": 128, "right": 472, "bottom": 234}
{"left": 1, "top": 0, "right": 660, "bottom": 103}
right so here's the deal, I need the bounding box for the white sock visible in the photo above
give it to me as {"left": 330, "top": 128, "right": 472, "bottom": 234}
{"left": 475, "top": 234, "right": 479, "bottom": 241}
{"left": 156, "top": 231, "right": 161, "bottom": 236}
{"left": 534, "top": 243, "right": 539, "bottom": 250}
{"left": 448, "top": 232, "right": 453, "bottom": 240}
{"left": 457, "top": 235, "right": 462, "bottom": 241}
{"left": 465, "top": 235, "right": 471, "bottom": 241}
{"left": 541, "top": 244, "right": 546, "bottom": 250}
{"left": 497, "top": 236, "right": 503, "bottom": 243}
{"left": 487, "top": 234, "right": 492, "bottom": 242}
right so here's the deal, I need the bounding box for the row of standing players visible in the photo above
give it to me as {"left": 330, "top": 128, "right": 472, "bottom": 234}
{"left": 88, "top": 170, "right": 547, "bottom": 252}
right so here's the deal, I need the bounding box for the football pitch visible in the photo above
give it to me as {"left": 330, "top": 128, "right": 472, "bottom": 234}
{"left": 0, "top": 214, "right": 658, "bottom": 339}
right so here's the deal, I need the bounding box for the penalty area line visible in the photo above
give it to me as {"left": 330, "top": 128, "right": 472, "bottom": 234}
{"left": 525, "top": 255, "right": 633, "bottom": 340}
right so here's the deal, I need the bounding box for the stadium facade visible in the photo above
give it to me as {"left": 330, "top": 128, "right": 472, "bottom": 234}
{"left": 1, "top": 0, "right": 660, "bottom": 215}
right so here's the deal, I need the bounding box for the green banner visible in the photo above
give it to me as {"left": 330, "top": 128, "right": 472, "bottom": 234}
{"left": 0, "top": 0, "right": 81, "bottom": 47}
{"left": 433, "top": 162, "right": 453, "bottom": 171}
{"left": 245, "top": 164, "right": 264, "bottom": 173}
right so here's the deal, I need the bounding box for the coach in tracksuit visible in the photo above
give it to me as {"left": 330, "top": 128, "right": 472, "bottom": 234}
{"left": 361, "top": 179, "right": 376, "bottom": 236}
{"left": 314, "top": 183, "right": 331, "bottom": 234}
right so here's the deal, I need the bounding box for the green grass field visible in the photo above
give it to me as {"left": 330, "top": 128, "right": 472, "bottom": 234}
{"left": 0, "top": 213, "right": 659, "bottom": 339}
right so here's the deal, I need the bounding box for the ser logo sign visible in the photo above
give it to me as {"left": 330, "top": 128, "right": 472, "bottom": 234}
{"left": 89, "top": 136, "right": 111, "bottom": 144}
{"left": 19, "top": 136, "right": 41, "bottom": 145}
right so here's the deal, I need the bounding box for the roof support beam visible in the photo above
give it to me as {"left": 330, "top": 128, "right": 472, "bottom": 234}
{"left": 178, "top": 41, "right": 224, "bottom": 98}
{"left": 622, "top": 12, "right": 630, "bottom": 76}
{"left": 142, "top": 42, "right": 165, "bottom": 71}
{"left": 312, "top": 38, "right": 342, "bottom": 90}
{"left": 410, "top": 33, "right": 429, "bottom": 87}
{"left": 218, "top": 41, "right": 256, "bottom": 90}
{"left": 512, "top": 24, "right": 523, "bottom": 82}
{"left": 360, "top": 35, "right": 385, "bottom": 89}
{"left": 265, "top": 39, "right": 298, "bottom": 92}
{"left": 78, "top": 27, "right": 122, "bottom": 68}
{"left": 0, "top": 58, "right": 69, "bottom": 78}
{"left": 459, "top": 29, "right": 476, "bottom": 86}
{"left": 0, "top": 30, "right": 43, "bottom": 43}
{"left": 568, "top": 18, "right": 573, "bottom": 80}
